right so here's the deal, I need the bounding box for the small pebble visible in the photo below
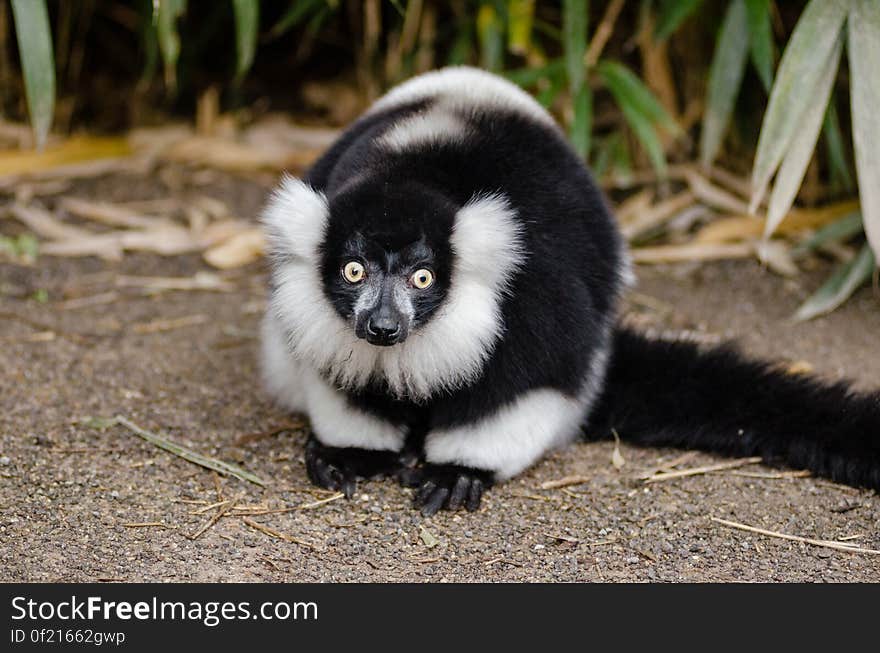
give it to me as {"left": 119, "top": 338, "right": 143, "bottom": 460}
{"left": 0, "top": 456, "right": 10, "bottom": 466}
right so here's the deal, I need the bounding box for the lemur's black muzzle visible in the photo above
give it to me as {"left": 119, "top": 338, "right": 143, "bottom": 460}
{"left": 366, "top": 310, "right": 402, "bottom": 346}
{"left": 357, "top": 281, "right": 410, "bottom": 346}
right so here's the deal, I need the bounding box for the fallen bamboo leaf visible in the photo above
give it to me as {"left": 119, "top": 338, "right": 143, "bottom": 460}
{"left": 59, "top": 197, "right": 172, "bottom": 229}
{"left": 58, "top": 291, "right": 120, "bottom": 310}
{"left": 729, "top": 470, "right": 811, "bottom": 479}
{"left": 683, "top": 168, "right": 750, "bottom": 214}
{"left": 711, "top": 517, "right": 880, "bottom": 555}
{"left": 132, "top": 314, "right": 209, "bottom": 334}
{"left": 615, "top": 188, "right": 654, "bottom": 226}
{"left": 631, "top": 242, "right": 754, "bottom": 264}
{"left": 203, "top": 227, "right": 265, "bottom": 269}
{"left": 0, "top": 135, "right": 130, "bottom": 177}
{"left": 695, "top": 201, "right": 860, "bottom": 244}
{"left": 644, "top": 456, "right": 763, "bottom": 483}
{"left": 106, "top": 416, "right": 266, "bottom": 486}
{"left": 620, "top": 190, "right": 696, "bottom": 240}
{"left": 116, "top": 272, "right": 235, "bottom": 293}
{"left": 9, "top": 204, "right": 93, "bottom": 241}
{"left": 539, "top": 475, "right": 592, "bottom": 490}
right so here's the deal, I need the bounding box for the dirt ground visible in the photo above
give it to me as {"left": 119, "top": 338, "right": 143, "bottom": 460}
{"left": 2, "top": 169, "right": 879, "bottom": 583}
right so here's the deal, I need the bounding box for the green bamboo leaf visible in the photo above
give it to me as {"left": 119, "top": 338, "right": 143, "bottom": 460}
{"left": 534, "top": 68, "right": 566, "bottom": 108}
{"left": 477, "top": 3, "right": 505, "bottom": 72}
{"left": 822, "top": 98, "right": 854, "bottom": 193}
{"left": 793, "top": 210, "right": 862, "bottom": 256}
{"left": 507, "top": 0, "right": 535, "bottom": 55}
{"left": 794, "top": 243, "right": 875, "bottom": 321}
{"left": 749, "top": 0, "right": 847, "bottom": 214}
{"left": 505, "top": 59, "right": 565, "bottom": 87}
{"left": 596, "top": 61, "right": 681, "bottom": 136}
{"left": 599, "top": 61, "right": 674, "bottom": 176}
{"left": 157, "top": 0, "right": 187, "bottom": 90}
{"left": 232, "top": 0, "right": 259, "bottom": 81}
{"left": 655, "top": 0, "right": 703, "bottom": 41}
{"left": 570, "top": 85, "right": 592, "bottom": 160}
{"left": 10, "top": 0, "right": 55, "bottom": 149}
{"left": 744, "top": 0, "right": 774, "bottom": 91}
{"left": 848, "top": 0, "right": 880, "bottom": 262}
{"left": 700, "top": 0, "right": 749, "bottom": 169}
{"left": 764, "top": 32, "right": 843, "bottom": 239}
{"left": 112, "top": 416, "right": 267, "bottom": 486}
{"left": 269, "top": 0, "right": 324, "bottom": 38}
{"left": 562, "top": 0, "right": 588, "bottom": 92}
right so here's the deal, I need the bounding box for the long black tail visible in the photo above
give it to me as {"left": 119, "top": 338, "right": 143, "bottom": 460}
{"left": 587, "top": 326, "right": 880, "bottom": 491}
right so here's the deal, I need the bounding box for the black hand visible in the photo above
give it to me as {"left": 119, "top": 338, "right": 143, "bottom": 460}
{"left": 412, "top": 464, "right": 494, "bottom": 516}
{"left": 304, "top": 435, "right": 402, "bottom": 498}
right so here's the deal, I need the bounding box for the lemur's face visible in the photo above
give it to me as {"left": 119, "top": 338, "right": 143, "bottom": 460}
{"left": 319, "top": 184, "right": 455, "bottom": 347}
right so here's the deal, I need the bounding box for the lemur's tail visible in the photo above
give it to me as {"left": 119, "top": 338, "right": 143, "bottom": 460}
{"left": 586, "top": 326, "right": 880, "bottom": 491}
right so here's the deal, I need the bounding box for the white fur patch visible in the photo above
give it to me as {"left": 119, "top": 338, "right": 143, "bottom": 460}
{"left": 260, "top": 175, "right": 329, "bottom": 261}
{"left": 378, "top": 107, "right": 469, "bottom": 151}
{"left": 262, "top": 311, "right": 406, "bottom": 450}
{"left": 300, "top": 365, "right": 407, "bottom": 451}
{"left": 424, "top": 389, "right": 588, "bottom": 480}
{"left": 260, "top": 310, "right": 308, "bottom": 413}
{"left": 264, "top": 188, "right": 525, "bottom": 401}
{"left": 370, "top": 66, "right": 556, "bottom": 128}
{"left": 425, "top": 322, "right": 614, "bottom": 479}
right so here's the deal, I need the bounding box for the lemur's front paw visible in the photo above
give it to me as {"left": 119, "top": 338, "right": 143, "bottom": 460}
{"left": 304, "top": 435, "right": 401, "bottom": 498}
{"left": 412, "top": 464, "right": 494, "bottom": 516}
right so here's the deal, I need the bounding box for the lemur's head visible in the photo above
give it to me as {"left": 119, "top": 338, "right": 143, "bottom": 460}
{"left": 261, "top": 175, "right": 524, "bottom": 397}
{"left": 319, "top": 181, "right": 455, "bottom": 346}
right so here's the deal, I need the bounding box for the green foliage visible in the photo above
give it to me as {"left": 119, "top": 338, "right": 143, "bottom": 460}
{"left": 654, "top": 0, "right": 703, "bottom": 41}
{"left": 10, "top": 0, "right": 55, "bottom": 148}
{"left": 232, "top": 0, "right": 259, "bottom": 81}
{"left": 794, "top": 243, "right": 875, "bottom": 322}
{"left": 562, "top": 0, "right": 590, "bottom": 158}
{"left": 7, "top": 0, "right": 879, "bottom": 317}
{"left": 700, "top": 0, "right": 750, "bottom": 169}
{"left": 156, "top": 0, "right": 186, "bottom": 90}
{"left": 749, "top": 0, "right": 880, "bottom": 316}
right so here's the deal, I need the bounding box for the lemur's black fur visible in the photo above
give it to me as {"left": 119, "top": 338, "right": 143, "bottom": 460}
{"left": 262, "top": 68, "right": 880, "bottom": 515}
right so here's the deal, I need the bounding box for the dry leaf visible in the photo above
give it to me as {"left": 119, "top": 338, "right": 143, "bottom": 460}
{"left": 419, "top": 526, "right": 439, "bottom": 548}
{"left": 611, "top": 429, "right": 626, "bottom": 470}
{"left": 203, "top": 227, "right": 265, "bottom": 269}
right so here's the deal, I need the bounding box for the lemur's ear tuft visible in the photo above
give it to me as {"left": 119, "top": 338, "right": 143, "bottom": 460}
{"left": 260, "top": 175, "right": 329, "bottom": 261}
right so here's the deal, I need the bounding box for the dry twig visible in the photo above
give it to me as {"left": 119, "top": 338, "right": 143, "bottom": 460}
{"left": 711, "top": 517, "right": 880, "bottom": 555}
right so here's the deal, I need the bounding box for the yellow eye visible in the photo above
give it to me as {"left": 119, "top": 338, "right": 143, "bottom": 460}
{"left": 410, "top": 268, "right": 434, "bottom": 289}
{"left": 342, "top": 261, "right": 366, "bottom": 283}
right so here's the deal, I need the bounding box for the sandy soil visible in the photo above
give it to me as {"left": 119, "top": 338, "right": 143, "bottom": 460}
{"left": 2, "top": 170, "right": 879, "bottom": 582}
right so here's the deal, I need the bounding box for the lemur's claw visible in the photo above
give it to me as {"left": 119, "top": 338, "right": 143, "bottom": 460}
{"left": 304, "top": 435, "right": 400, "bottom": 497}
{"left": 413, "top": 464, "right": 492, "bottom": 516}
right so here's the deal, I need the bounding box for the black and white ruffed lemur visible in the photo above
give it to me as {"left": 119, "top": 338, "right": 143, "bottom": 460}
{"left": 259, "top": 67, "right": 880, "bottom": 516}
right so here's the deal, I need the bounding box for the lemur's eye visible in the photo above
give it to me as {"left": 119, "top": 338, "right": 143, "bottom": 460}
{"left": 342, "top": 261, "right": 366, "bottom": 283}
{"left": 410, "top": 268, "right": 434, "bottom": 289}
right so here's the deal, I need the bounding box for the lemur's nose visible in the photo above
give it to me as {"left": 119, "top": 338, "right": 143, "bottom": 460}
{"left": 367, "top": 315, "right": 401, "bottom": 340}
